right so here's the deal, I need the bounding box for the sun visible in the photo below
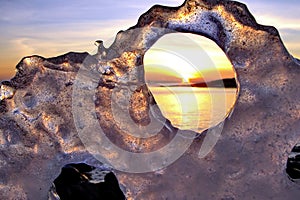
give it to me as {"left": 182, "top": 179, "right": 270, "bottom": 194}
{"left": 144, "top": 48, "right": 199, "bottom": 84}
{"left": 181, "top": 77, "right": 189, "bottom": 83}
{"left": 143, "top": 33, "right": 236, "bottom": 85}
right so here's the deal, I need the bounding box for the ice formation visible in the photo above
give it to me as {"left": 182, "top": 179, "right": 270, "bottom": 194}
{"left": 0, "top": 0, "right": 299, "bottom": 199}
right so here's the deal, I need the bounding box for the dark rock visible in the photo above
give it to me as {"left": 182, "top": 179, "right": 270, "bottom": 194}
{"left": 52, "top": 163, "right": 125, "bottom": 200}
{"left": 287, "top": 144, "right": 300, "bottom": 181}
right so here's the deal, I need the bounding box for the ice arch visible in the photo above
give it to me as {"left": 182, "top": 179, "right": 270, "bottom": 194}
{"left": 0, "top": 0, "right": 299, "bottom": 199}
{"left": 144, "top": 33, "right": 238, "bottom": 132}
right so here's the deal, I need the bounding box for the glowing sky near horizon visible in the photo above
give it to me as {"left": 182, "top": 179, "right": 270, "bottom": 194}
{"left": 144, "top": 33, "right": 234, "bottom": 84}
{"left": 0, "top": 0, "right": 300, "bottom": 81}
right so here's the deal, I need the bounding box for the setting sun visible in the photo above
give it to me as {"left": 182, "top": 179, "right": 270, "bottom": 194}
{"left": 144, "top": 33, "right": 235, "bottom": 86}
{"left": 144, "top": 48, "right": 198, "bottom": 84}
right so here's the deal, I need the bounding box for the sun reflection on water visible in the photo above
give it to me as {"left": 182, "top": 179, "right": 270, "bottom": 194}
{"left": 149, "top": 86, "right": 237, "bottom": 132}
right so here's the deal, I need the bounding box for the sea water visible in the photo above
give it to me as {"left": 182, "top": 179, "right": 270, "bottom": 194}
{"left": 149, "top": 87, "right": 237, "bottom": 133}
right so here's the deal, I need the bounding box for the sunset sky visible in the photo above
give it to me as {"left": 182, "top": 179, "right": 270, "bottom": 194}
{"left": 0, "top": 0, "right": 300, "bottom": 83}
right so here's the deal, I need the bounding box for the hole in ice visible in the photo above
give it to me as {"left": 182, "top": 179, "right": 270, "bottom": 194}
{"left": 286, "top": 143, "right": 300, "bottom": 183}
{"left": 144, "top": 33, "right": 238, "bottom": 133}
{"left": 49, "top": 163, "right": 126, "bottom": 200}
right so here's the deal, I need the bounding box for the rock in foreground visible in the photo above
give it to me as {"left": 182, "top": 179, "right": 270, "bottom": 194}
{"left": 50, "top": 163, "right": 125, "bottom": 200}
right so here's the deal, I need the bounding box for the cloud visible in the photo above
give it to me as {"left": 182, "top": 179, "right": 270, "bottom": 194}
{"left": 0, "top": 18, "right": 134, "bottom": 80}
{"left": 239, "top": 0, "right": 300, "bottom": 57}
{"left": 0, "top": 19, "right": 135, "bottom": 59}
{"left": 0, "top": 0, "right": 184, "bottom": 25}
{"left": 240, "top": 0, "right": 300, "bottom": 26}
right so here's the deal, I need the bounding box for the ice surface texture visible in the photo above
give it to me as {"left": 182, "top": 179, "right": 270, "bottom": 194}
{"left": 0, "top": 0, "right": 299, "bottom": 199}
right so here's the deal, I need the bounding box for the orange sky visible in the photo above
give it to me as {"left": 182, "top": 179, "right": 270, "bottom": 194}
{"left": 144, "top": 33, "right": 235, "bottom": 85}
{"left": 144, "top": 64, "right": 234, "bottom": 84}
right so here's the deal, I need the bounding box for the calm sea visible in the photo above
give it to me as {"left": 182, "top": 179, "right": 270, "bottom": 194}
{"left": 149, "top": 87, "right": 237, "bottom": 133}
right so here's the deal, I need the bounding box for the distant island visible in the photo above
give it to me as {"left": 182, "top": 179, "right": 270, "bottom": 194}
{"left": 150, "top": 78, "right": 237, "bottom": 88}
{"left": 190, "top": 78, "right": 237, "bottom": 88}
